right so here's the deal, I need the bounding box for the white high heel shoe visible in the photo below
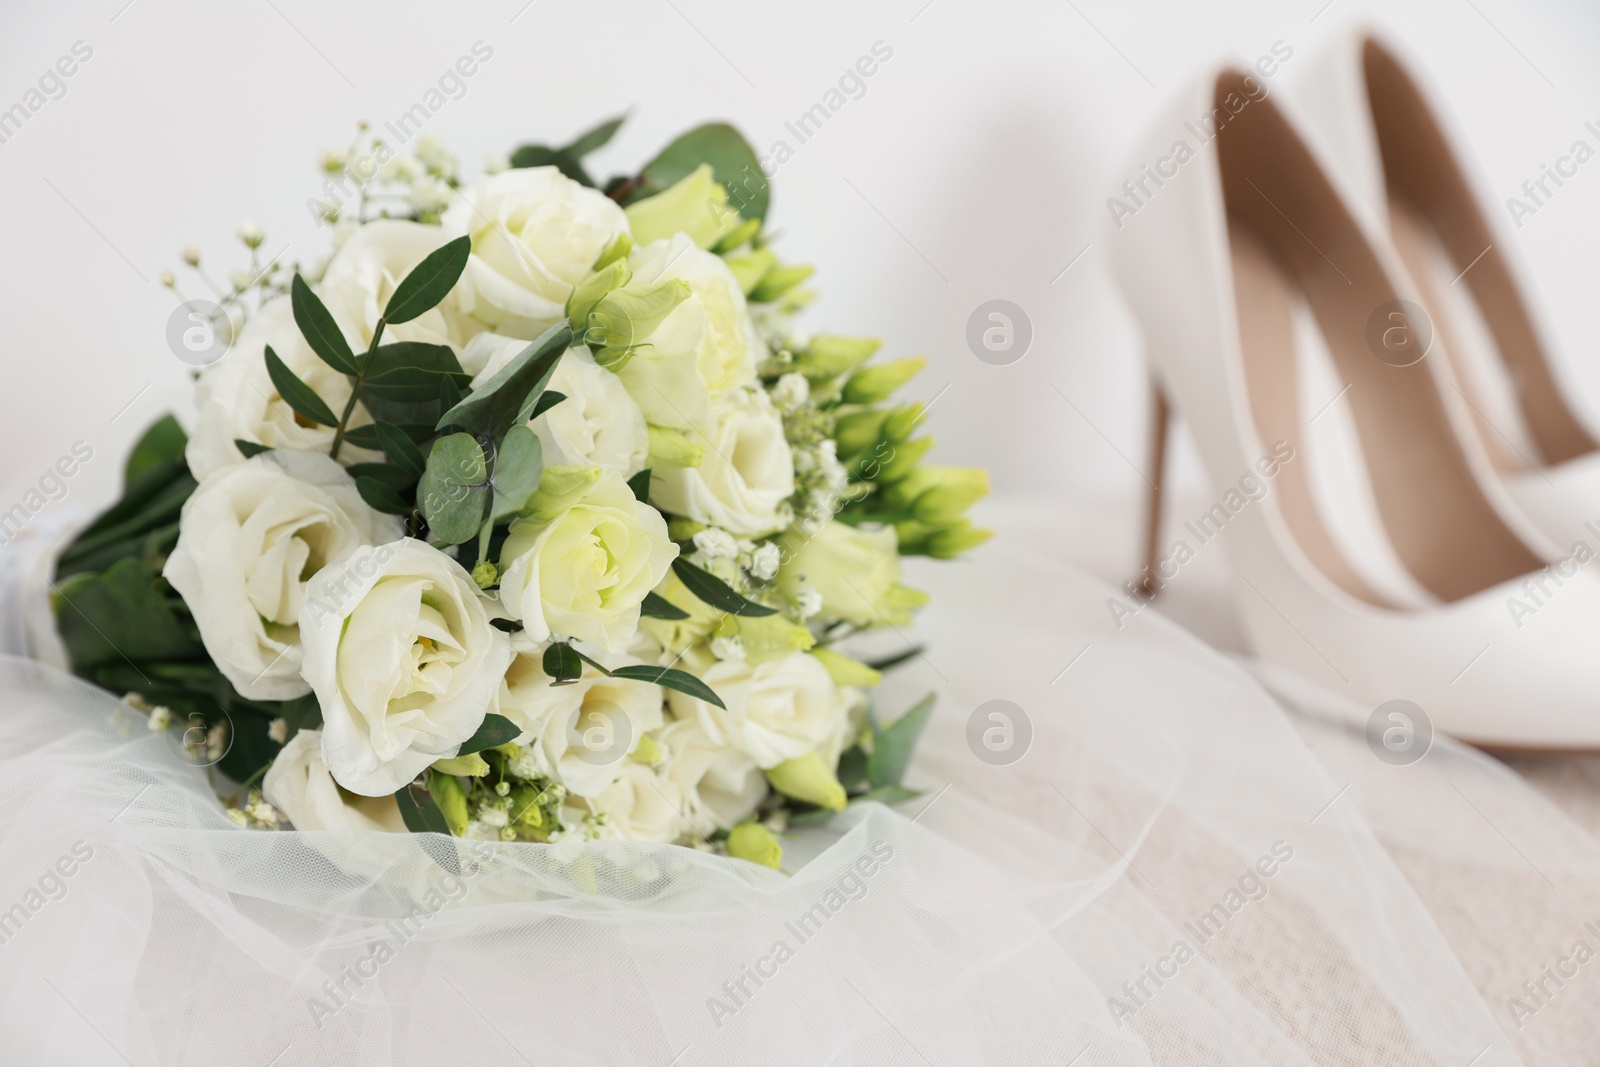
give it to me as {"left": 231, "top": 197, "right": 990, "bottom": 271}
{"left": 1295, "top": 30, "right": 1600, "bottom": 548}
{"left": 1108, "top": 64, "right": 1600, "bottom": 750}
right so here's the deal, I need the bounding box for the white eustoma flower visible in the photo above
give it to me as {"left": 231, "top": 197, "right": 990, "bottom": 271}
{"left": 667, "top": 651, "right": 851, "bottom": 769}
{"left": 497, "top": 466, "right": 678, "bottom": 652}
{"left": 442, "top": 166, "right": 629, "bottom": 338}
{"left": 567, "top": 762, "right": 685, "bottom": 842}
{"left": 496, "top": 648, "right": 664, "bottom": 798}
{"left": 298, "top": 540, "right": 512, "bottom": 796}
{"left": 263, "top": 729, "right": 406, "bottom": 832}
{"left": 657, "top": 717, "right": 766, "bottom": 831}
{"left": 187, "top": 297, "right": 384, "bottom": 479}
{"left": 317, "top": 219, "right": 480, "bottom": 351}
{"left": 163, "top": 450, "right": 401, "bottom": 700}
{"left": 612, "top": 234, "right": 762, "bottom": 434}
{"left": 463, "top": 333, "right": 648, "bottom": 476}
{"left": 653, "top": 388, "right": 794, "bottom": 536}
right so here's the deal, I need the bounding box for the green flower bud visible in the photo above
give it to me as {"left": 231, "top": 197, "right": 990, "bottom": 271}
{"left": 629, "top": 733, "right": 664, "bottom": 765}
{"left": 748, "top": 263, "right": 814, "bottom": 303}
{"left": 625, "top": 164, "right": 741, "bottom": 248}
{"left": 834, "top": 409, "right": 889, "bottom": 458}
{"left": 882, "top": 403, "right": 925, "bottom": 443}
{"left": 843, "top": 356, "right": 926, "bottom": 405}
{"left": 887, "top": 466, "right": 990, "bottom": 524}
{"left": 431, "top": 752, "right": 490, "bottom": 778}
{"left": 520, "top": 465, "right": 604, "bottom": 522}
{"left": 874, "top": 436, "right": 934, "bottom": 483}
{"left": 797, "top": 336, "right": 880, "bottom": 382}
{"left": 586, "top": 279, "right": 691, "bottom": 350}
{"left": 428, "top": 772, "right": 470, "bottom": 836}
{"left": 592, "top": 231, "right": 634, "bottom": 271}
{"left": 713, "top": 613, "right": 816, "bottom": 664}
{"left": 666, "top": 516, "right": 707, "bottom": 541}
{"left": 724, "top": 247, "right": 778, "bottom": 296}
{"left": 810, "top": 647, "right": 882, "bottom": 688}
{"left": 726, "top": 821, "right": 783, "bottom": 869}
{"left": 712, "top": 217, "right": 762, "bottom": 255}
{"left": 766, "top": 750, "right": 848, "bottom": 811}
{"left": 647, "top": 423, "right": 705, "bottom": 469}
{"left": 566, "top": 259, "right": 631, "bottom": 326}
{"left": 470, "top": 560, "right": 498, "bottom": 589}
{"left": 924, "top": 520, "right": 994, "bottom": 559}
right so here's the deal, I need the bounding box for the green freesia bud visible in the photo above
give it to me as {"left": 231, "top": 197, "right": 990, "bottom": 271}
{"left": 629, "top": 733, "right": 663, "bottom": 765}
{"left": 520, "top": 464, "right": 604, "bottom": 522}
{"left": 586, "top": 279, "right": 691, "bottom": 350}
{"left": 625, "top": 163, "right": 742, "bottom": 248}
{"left": 712, "top": 216, "right": 761, "bottom": 254}
{"left": 647, "top": 423, "right": 704, "bottom": 469}
{"left": 724, "top": 247, "right": 778, "bottom": 295}
{"left": 507, "top": 784, "right": 547, "bottom": 830}
{"left": 666, "top": 516, "right": 707, "bottom": 541}
{"left": 834, "top": 409, "right": 889, "bottom": 458}
{"left": 810, "top": 647, "right": 882, "bottom": 688}
{"left": 875, "top": 436, "right": 934, "bottom": 483}
{"left": 592, "top": 231, "right": 634, "bottom": 271}
{"left": 470, "top": 560, "right": 498, "bottom": 589}
{"left": 726, "top": 821, "right": 783, "bottom": 869}
{"left": 713, "top": 613, "right": 816, "bottom": 664}
{"left": 924, "top": 520, "right": 994, "bottom": 559}
{"left": 766, "top": 751, "right": 847, "bottom": 811}
{"left": 428, "top": 772, "right": 470, "bottom": 836}
{"left": 431, "top": 752, "right": 490, "bottom": 778}
{"left": 887, "top": 466, "right": 990, "bottom": 524}
{"left": 882, "top": 403, "right": 925, "bottom": 443}
{"left": 798, "top": 336, "right": 880, "bottom": 382}
{"left": 843, "top": 357, "right": 927, "bottom": 405}
{"left": 566, "top": 259, "right": 631, "bottom": 326}
{"left": 748, "top": 263, "right": 814, "bottom": 303}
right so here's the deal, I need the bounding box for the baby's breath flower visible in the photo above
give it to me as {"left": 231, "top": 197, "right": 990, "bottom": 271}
{"left": 771, "top": 372, "right": 809, "bottom": 411}
{"left": 749, "top": 542, "right": 781, "bottom": 581}
{"left": 267, "top": 717, "right": 287, "bottom": 744}
{"left": 147, "top": 705, "right": 173, "bottom": 732}
{"left": 237, "top": 222, "right": 264, "bottom": 249}
{"left": 692, "top": 528, "right": 740, "bottom": 560}
{"left": 710, "top": 634, "right": 745, "bottom": 662}
{"left": 181, "top": 246, "right": 201, "bottom": 267}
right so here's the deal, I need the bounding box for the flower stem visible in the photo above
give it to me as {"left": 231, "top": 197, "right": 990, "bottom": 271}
{"left": 329, "top": 318, "right": 385, "bottom": 460}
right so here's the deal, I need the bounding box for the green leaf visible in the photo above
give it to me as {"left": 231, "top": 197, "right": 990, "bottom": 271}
{"left": 610, "top": 664, "right": 725, "bottom": 709}
{"left": 54, "top": 557, "right": 202, "bottom": 672}
{"left": 56, "top": 470, "right": 196, "bottom": 578}
{"left": 437, "top": 322, "right": 571, "bottom": 439}
{"left": 857, "top": 783, "right": 921, "bottom": 806}
{"left": 375, "top": 422, "right": 426, "bottom": 479}
{"left": 836, "top": 745, "right": 868, "bottom": 792}
{"left": 264, "top": 345, "right": 338, "bottom": 427}
{"left": 627, "top": 468, "right": 652, "bottom": 503}
{"left": 867, "top": 693, "right": 935, "bottom": 788}
{"left": 383, "top": 236, "right": 472, "bottom": 324}
{"left": 488, "top": 617, "right": 523, "bottom": 633}
{"left": 346, "top": 463, "right": 414, "bottom": 490}
{"left": 234, "top": 439, "right": 273, "bottom": 459}
{"left": 342, "top": 424, "right": 386, "bottom": 451}
{"left": 634, "top": 123, "right": 769, "bottom": 222}
{"left": 669, "top": 558, "right": 777, "bottom": 617}
{"left": 354, "top": 475, "right": 411, "bottom": 516}
{"left": 456, "top": 712, "right": 522, "bottom": 755}
{"left": 542, "top": 642, "right": 583, "bottom": 685}
{"left": 361, "top": 342, "right": 470, "bottom": 401}
{"left": 639, "top": 591, "right": 688, "bottom": 620}
{"left": 509, "top": 145, "right": 592, "bottom": 186}
{"left": 864, "top": 645, "right": 924, "bottom": 673}
{"left": 126, "top": 415, "right": 188, "bottom": 484}
{"left": 397, "top": 781, "right": 451, "bottom": 834}
{"left": 566, "top": 114, "right": 625, "bottom": 158}
{"left": 417, "top": 433, "right": 488, "bottom": 545}
{"left": 529, "top": 390, "right": 566, "bottom": 421}
{"left": 291, "top": 274, "right": 357, "bottom": 374}
{"left": 489, "top": 425, "right": 543, "bottom": 523}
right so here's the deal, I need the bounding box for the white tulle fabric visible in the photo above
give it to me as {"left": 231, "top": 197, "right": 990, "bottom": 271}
{"left": 0, "top": 503, "right": 1585, "bottom": 1064}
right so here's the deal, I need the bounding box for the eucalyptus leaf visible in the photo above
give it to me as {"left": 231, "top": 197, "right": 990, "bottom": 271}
{"left": 264, "top": 345, "right": 338, "bottom": 427}
{"left": 634, "top": 123, "right": 768, "bottom": 222}
{"left": 54, "top": 557, "right": 202, "bottom": 671}
{"left": 669, "top": 558, "right": 777, "bottom": 617}
{"left": 489, "top": 425, "right": 543, "bottom": 523}
{"left": 384, "top": 236, "right": 471, "bottom": 324}
{"left": 417, "top": 433, "right": 489, "bottom": 545}
{"left": 542, "top": 642, "right": 583, "bottom": 685}
{"left": 437, "top": 322, "right": 571, "bottom": 439}
{"left": 456, "top": 712, "right": 522, "bottom": 755}
{"left": 867, "top": 693, "right": 936, "bottom": 788}
{"left": 609, "top": 664, "right": 725, "bottom": 709}
{"left": 291, "top": 274, "right": 358, "bottom": 374}
{"left": 566, "top": 114, "right": 625, "bottom": 158}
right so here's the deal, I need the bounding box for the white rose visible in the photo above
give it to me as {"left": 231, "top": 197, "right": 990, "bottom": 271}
{"left": 442, "top": 167, "right": 629, "bottom": 338}
{"left": 496, "top": 648, "right": 665, "bottom": 798}
{"left": 317, "top": 219, "right": 481, "bottom": 351}
{"left": 667, "top": 651, "right": 851, "bottom": 769}
{"left": 298, "top": 540, "right": 512, "bottom": 796}
{"left": 775, "top": 521, "right": 926, "bottom": 628}
{"left": 464, "top": 334, "right": 647, "bottom": 476}
{"left": 653, "top": 388, "right": 794, "bottom": 536}
{"left": 163, "top": 450, "right": 402, "bottom": 700}
{"left": 565, "top": 762, "right": 685, "bottom": 842}
{"left": 187, "top": 297, "right": 384, "bottom": 479}
{"left": 263, "top": 729, "right": 406, "bottom": 832}
{"left": 658, "top": 718, "right": 766, "bottom": 832}
{"left": 497, "top": 466, "right": 679, "bottom": 652}
{"left": 613, "top": 234, "right": 762, "bottom": 433}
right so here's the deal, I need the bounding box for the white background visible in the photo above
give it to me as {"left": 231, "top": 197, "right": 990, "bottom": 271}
{"left": 2, "top": 0, "right": 1599, "bottom": 574}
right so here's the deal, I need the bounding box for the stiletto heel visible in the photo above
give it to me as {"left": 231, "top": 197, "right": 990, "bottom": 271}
{"left": 1135, "top": 380, "right": 1171, "bottom": 599}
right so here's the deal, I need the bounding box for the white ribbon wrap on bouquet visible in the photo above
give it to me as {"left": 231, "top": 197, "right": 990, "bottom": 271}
{"left": 0, "top": 503, "right": 1578, "bottom": 1064}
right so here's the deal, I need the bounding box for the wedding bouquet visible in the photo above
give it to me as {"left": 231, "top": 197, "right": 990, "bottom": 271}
{"left": 50, "top": 117, "right": 989, "bottom": 869}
